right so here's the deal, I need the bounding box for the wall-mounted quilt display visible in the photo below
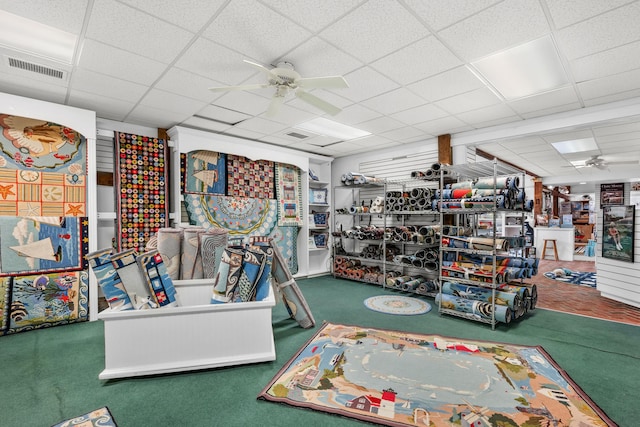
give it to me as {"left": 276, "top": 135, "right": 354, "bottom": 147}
{"left": 181, "top": 150, "right": 226, "bottom": 195}
{"left": 0, "top": 113, "right": 88, "bottom": 336}
{"left": 115, "top": 132, "right": 168, "bottom": 252}
{"left": 227, "top": 154, "right": 275, "bottom": 199}
{"left": 275, "top": 163, "right": 303, "bottom": 227}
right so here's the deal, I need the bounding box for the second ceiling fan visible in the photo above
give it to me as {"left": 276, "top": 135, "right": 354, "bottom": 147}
{"left": 209, "top": 60, "right": 349, "bottom": 117}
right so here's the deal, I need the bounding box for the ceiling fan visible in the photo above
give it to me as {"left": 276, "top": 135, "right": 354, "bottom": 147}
{"left": 209, "top": 60, "right": 349, "bottom": 117}
{"left": 573, "top": 155, "right": 639, "bottom": 170}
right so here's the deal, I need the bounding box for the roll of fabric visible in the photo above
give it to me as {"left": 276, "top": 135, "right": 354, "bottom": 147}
{"left": 249, "top": 242, "right": 274, "bottom": 302}
{"left": 231, "top": 248, "right": 265, "bottom": 302}
{"left": 156, "top": 228, "right": 183, "bottom": 280}
{"left": 211, "top": 247, "right": 245, "bottom": 304}
{"left": 436, "top": 293, "right": 512, "bottom": 324}
{"left": 181, "top": 227, "right": 206, "bottom": 280}
{"left": 441, "top": 281, "right": 521, "bottom": 310}
{"left": 85, "top": 248, "right": 133, "bottom": 311}
{"left": 199, "top": 228, "right": 229, "bottom": 279}
{"left": 136, "top": 249, "right": 178, "bottom": 308}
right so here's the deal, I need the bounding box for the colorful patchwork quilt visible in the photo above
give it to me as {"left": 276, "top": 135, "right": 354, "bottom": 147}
{"left": 227, "top": 154, "right": 275, "bottom": 199}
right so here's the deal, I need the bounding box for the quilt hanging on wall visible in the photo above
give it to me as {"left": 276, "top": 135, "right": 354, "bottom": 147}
{"left": 181, "top": 150, "right": 226, "bottom": 195}
{"left": 115, "top": 132, "right": 168, "bottom": 252}
{"left": 275, "top": 163, "right": 303, "bottom": 227}
{"left": 0, "top": 113, "right": 89, "bottom": 336}
{"left": 227, "top": 154, "right": 275, "bottom": 199}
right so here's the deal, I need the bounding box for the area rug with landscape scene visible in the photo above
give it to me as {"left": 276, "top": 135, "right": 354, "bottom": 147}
{"left": 544, "top": 268, "right": 597, "bottom": 288}
{"left": 258, "top": 322, "right": 616, "bottom": 427}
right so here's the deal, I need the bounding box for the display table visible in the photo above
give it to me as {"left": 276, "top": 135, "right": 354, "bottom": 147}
{"left": 98, "top": 279, "right": 276, "bottom": 380}
{"left": 534, "top": 227, "right": 575, "bottom": 261}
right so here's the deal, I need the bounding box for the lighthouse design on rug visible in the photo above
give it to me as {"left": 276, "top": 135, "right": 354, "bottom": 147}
{"left": 379, "top": 388, "right": 397, "bottom": 418}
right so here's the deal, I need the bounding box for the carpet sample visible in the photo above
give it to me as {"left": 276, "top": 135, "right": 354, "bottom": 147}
{"left": 364, "top": 295, "right": 431, "bottom": 315}
{"left": 544, "top": 269, "right": 597, "bottom": 288}
{"left": 51, "top": 406, "right": 117, "bottom": 427}
{"left": 259, "top": 322, "right": 617, "bottom": 427}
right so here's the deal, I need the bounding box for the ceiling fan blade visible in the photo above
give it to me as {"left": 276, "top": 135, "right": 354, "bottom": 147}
{"left": 209, "top": 83, "right": 270, "bottom": 92}
{"left": 243, "top": 59, "right": 273, "bottom": 76}
{"left": 295, "top": 89, "right": 341, "bottom": 115}
{"left": 266, "top": 96, "right": 285, "bottom": 117}
{"left": 296, "top": 75, "right": 349, "bottom": 89}
{"left": 608, "top": 160, "right": 640, "bottom": 165}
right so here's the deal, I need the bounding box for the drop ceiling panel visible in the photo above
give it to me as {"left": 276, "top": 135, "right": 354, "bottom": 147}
{"left": 265, "top": 0, "right": 363, "bottom": 33}
{"left": 139, "top": 89, "right": 208, "bottom": 117}
{"left": 545, "top": 0, "right": 631, "bottom": 29}
{"left": 379, "top": 125, "right": 426, "bottom": 142}
{"left": 180, "top": 116, "right": 233, "bottom": 133}
{"left": 390, "top": 104, "right": 449, "bottom": 125}
{"left": 282, "top": 37, "right": 363, "bottom": 78}
{"left": 507, "top": 86, "right": 580, "bottom": 115}
{"left": 359, "top": 88, "right": 427, "bottom": 116}
{"left": 196, "top": 104, "right": 251, "bottom": 124}
{"left": 320, "top": 0, "right": 426, "bottom": 63}
{"left": 404, "top": 0, "right": 500, "bottom": 32}
{"left": 570, "top": 40, "right": 640, "bottom": 83}
{"left": 582, "top": 88, "right": 640, "bottom": 107}
{"left": 265, "top": 104, "right": 317, "bottom": 126}
{"left": 174, "top": 38, "right": 255, "bottom": 84}
{"left": 519, "top": 102, "right": 583, "bottom": 119}
{"left": 69, "top": 68, "right": 148, "bottom": 103}
{"left": 68, "top": 89, "right": 135, "bottom": 122}
{"left": 334, "top": 104, "right": 381, "bottom": 126}
{"left": 407, "top": 66, "right": 485, "bottom": 102}
{"left": 118, "top": 0, "right": 227, "bottom": 31}
{"left": 0, "top": 0, "right": 87, "bottom": 33}
{"left": 577, "top": 68, "right": 640, "bottom": 101}
{"left": 201, "top": 0, "right": 311, "bottom": 62}
{"left": 555, "top": 2, "right": 640, "bottom": 60}
{"left": 593, "top": 121, "right": 640, "bottom": 136}
{"left": 126, "top": 104, "right": 190, "bottom": 129}
{"left": 357, "top": 116, "right": 405, "bottom": 134}
{"left": 210, "top": 91, "right": 273, "bottom": 116}
{"left": 435, "top": 87, "right": 501, "bottom": 115}
{"left": 154, "top": 68, "right": 223, "bottom": 103}
{"left": 437, "top": 0, "right": 549, "bottom": 61}
{"left": 232, "top": 117, "right": 288, "bottom": 135}
{"left": 76, "top": 39, "right": 166, "bottom": 86}
{"left": 0, "top": 73, "right": 68, "bottom": 104}
{"left": 414, "top": 116, "right": 472, "bottom": 135}
{"left": 370, "top": 37, "right": 462, "bottom": 84}
{"left": 86, "top": 0, "right": 194, "bottom": 63}
{"left": 338, "top": 67, "right": 400, "bottom": 103}
{"left": 456, "top": 104, "right": 519, "bottom": 126}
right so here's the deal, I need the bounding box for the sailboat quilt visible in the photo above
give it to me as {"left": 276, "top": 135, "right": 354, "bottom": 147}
{"left": 181, "top": 150, "right": 227, "bottom": 195}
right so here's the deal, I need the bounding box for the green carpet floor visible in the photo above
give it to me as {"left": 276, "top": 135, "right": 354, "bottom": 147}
{"left": 1, "top": 275, "right": 638, "bottom": 426}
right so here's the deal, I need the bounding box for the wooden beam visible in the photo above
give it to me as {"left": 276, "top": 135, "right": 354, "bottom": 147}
{"left": 475, "top": 147, "right": 540, "bottom": 178}
{"left": 438, "top": 134, "right": 452, "bottom": 165}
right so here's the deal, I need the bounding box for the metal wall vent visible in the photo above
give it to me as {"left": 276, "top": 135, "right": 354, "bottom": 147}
{"left": 7, "top": 57, "right": 65, "bottom": 79}
{"left": 286, "top": 131, "right": 309, "bottom": 139}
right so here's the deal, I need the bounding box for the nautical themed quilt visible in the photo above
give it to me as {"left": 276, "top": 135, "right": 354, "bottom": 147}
{"left": 0, "top": 216, "right": 88, "bottom": 276}
{"left": 226, "top": 154, "right": 275, "bottom": 199}
{"left": 3, "top": 270, "right": 89, "bottom": 335}
{"left": 275, "top": 163, "right": 303, "bottom": 227}
{"left": 115, "top": 132, "right": 168, "bottom": 252}
{"left": 181, "top": 150, "right": 226, "bottom": 195}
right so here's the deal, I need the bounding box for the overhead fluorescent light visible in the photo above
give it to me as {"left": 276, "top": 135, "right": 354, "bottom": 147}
{"left": 471, "top": 35, "right": 568, "bottom": 100}
{"left": 579, "top": 182, "right": 587, "bottom": 184}
{"left": 0, "top": 10, "right": 77, "bottom": 64}
{"left": 294, "top": 118, "right": 371, "bottom": 140}
{"left": 551, "top": 137, "right": 598, "bottom": 154}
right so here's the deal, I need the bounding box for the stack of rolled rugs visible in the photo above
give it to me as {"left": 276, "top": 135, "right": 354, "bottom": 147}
{"left": 393, "top": 248, "right": 439, "bottom": 271}
{"left": 441, "top": 235, "right": 527, "bottom": 252}
{"left": 342, "top": 226, "right": 385, "bottom": 240}
{"left": 359, "top": 244, "right": 401, "bottom": 261}
{"left": 410, "top": 163, "right": 453, "bottom": 181}
{"left": 333, "top": 256, "right": 402, "bottom": 285}
{"left": 385, "top": 273, "right": 439, "bottom": 296}
{"left": 385, "top": 225, "right": 440, "bottom": 244}
{"left": 341, "top": 172, "right": 385, "bottom": 186}
{"left": 385, "top": 187, "right": 435, "bottom": 212}
{"left": 436, "top": 280, "right": 537, "bottom": 324}
{"left": 434, "top": 175, "right": 534, "bottom": 211}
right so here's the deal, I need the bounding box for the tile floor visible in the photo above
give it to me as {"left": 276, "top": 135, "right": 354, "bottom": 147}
{"left": 526, "top": 258, "right": 640, "bottom": 326}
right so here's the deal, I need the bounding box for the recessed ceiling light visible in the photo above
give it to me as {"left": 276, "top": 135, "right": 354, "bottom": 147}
{"left": 579, "top": 182, "right": 587, "bottom": 184}
{"left": 471, "top": 35, "right": 568, "bottom": 100}
{"left": 294, "top": 118, "right": 370, "bottom": 140}
{"left": 0, "top": 10, "right": 77, "bottom": 64}
{"left": 551, "top": 138, "right": 598, "bottom": 154}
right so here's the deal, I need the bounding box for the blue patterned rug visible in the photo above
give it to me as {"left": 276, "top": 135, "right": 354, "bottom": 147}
{"left": 52, "top": 406, "right": 117, "bottom": 427}
{"left": 544, "top": 269, "right": 597, "bottom": 288}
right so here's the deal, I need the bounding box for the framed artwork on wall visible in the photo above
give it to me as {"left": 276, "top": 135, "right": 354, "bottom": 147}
{"left": 600, "top": 183, "right": 624, "bottom": 206}
{"left": 602, "top": 205, "right": 635, "bottom": 263}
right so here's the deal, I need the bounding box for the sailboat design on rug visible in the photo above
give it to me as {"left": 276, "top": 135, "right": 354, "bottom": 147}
{"left": 10, "top": 238, "right": 62, "bottom": 262}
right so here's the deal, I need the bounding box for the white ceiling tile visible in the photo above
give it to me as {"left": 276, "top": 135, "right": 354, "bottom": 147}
{"left": 498, "top": 137, "right": 550, "bottom": 153}
{"left": 456, "top": 104, "right": 519, "bottom": 125}
{"left": 69, "top": 68, "right": 149, "bottom": 103}
{"left": 77, "top": 39, "right": 166, "bottom": 86}
{"left": 407, "top": 66, "right": 485, "bottom": 102}
{"left": 359, "top": 88, "right": 427, "bottom": 115}
{"left": 379, "top": 126, "right": 425, "bottom": 142}
{"left": 404, "top": 0, "right": 501, "bottom": 32}
{"left": 437, "top": 0, "right": 549, "bottom": 61}
{"left": 519, "top": 102, "right": 583, "bottom": 119}
{"left": 154, "top": 68, "right": 223, "bottom": 103}
{"left": 196, "top": 105, "right": 251, "bottom": 124}
{"left": 582, "top": 88, "right": 640, "bottom": 107}
{"left": 555, "top": 2, "right": 640, "bottom": 60}
{"left": 371, "top": 37, "right": 462, "bottom": 84}
{"left": 211, "top": 91, "right": 273, "bottom": 116}
{"left": 263, "top": 0, "right": 363, "bottom": 33}
{"left": 572, "top": 40, "right": 640, "bottom": 83}
{"left": 118, "top": 0, "right": 227, "bottom": 31}
{"left": 86, "top": 0, "right": 194, "bottom": 63}
{"left": 139, "top": 89, "right": 208, "bottom": 116}
{"left": 390, "top": 104, "right": 449, "bottom": 125}
{"left": 282, "top": 37, "right": 363, "bottom": 78}
{"left": 507, "top": 86, "right": 580, "bottom": 115}
{"left": 545, "top": 0, "right": 631, "bottom": 29}
{"left": 0, "top": 0, "right": 88, "bottom": 33}
{"left": 258, "top": 134, "right": 300, "bottom": 147}
{"left": 542, "top": 129, "right": 594, "bottom": 144}
{"left": 320, "top": 0, "right": 426, "bottom": 63}
{"left": 414, "top": 116, "right": 472, "bottom": 135}
{"left": 597, "top": 132, "right": 640, "bottom": 145}
{"left": 338, "top": 67, "right": 400, "bottom": 103}
{"left": 357, "top": 116, "right": 405, "bottom": 134}
{"left": 577, "top": 68, "right": 640, "bottom": 100}
{"left": 435, "top": 87, "right": 501, "bottom": 115}
{"left": 349, "top": 134, "right": 395, "bottom": 148}
{"left": 232, "top": 117, "right": 288, "bottom": 135}
{"left": 0, "top": 74, "right": 68, "bottom": 105}
{"left": 593, "top": 121, "right": 640, "bottom": 136}
{"left": 224, "top": 127, "right": 267, "bottom": 141}
{"left": 179, "top": 116, "right": 233, "bottom": 133}
{"left": 201, "top": 0, "right": 311, "bottom": 63}
{"left": 68, "top": 89, "right": 135, "bottom": 122}
{"left": 126, "top": 104, "right": 189, "bottom": 128}
{"left": 174, "top": 38, "right": 257, "bottom": 85}
{"left": 333, "top": 104, "right": 381, "bottom": 126}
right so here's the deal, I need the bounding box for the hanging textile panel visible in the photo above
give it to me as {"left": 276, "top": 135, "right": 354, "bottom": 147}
{"left": 275, "top": 163, "right": 303, "bottom": 227}
{"left": 181, "top": 150, "right": 226, "bottom": 195}
{"left": 269, "top": 225, "right": 299, "bottom": 275}
{"left": 2, "top": 270, "right": 89, "bottom": 336}
{"left": 115, "top": 132, "right": 168, "bottom": 252}
{"left": 0, "top": 216, "right": 88, "bottom": 276}
{"left": 226, "top": 154, "right": 275, "bottom": 199}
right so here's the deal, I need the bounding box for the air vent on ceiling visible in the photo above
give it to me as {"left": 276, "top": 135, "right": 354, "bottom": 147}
{"left": 7, "top": 56, "right": 65, "bottom": 79}
{"left": 286, "top": 131, "right": 309, "bottom": 139}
